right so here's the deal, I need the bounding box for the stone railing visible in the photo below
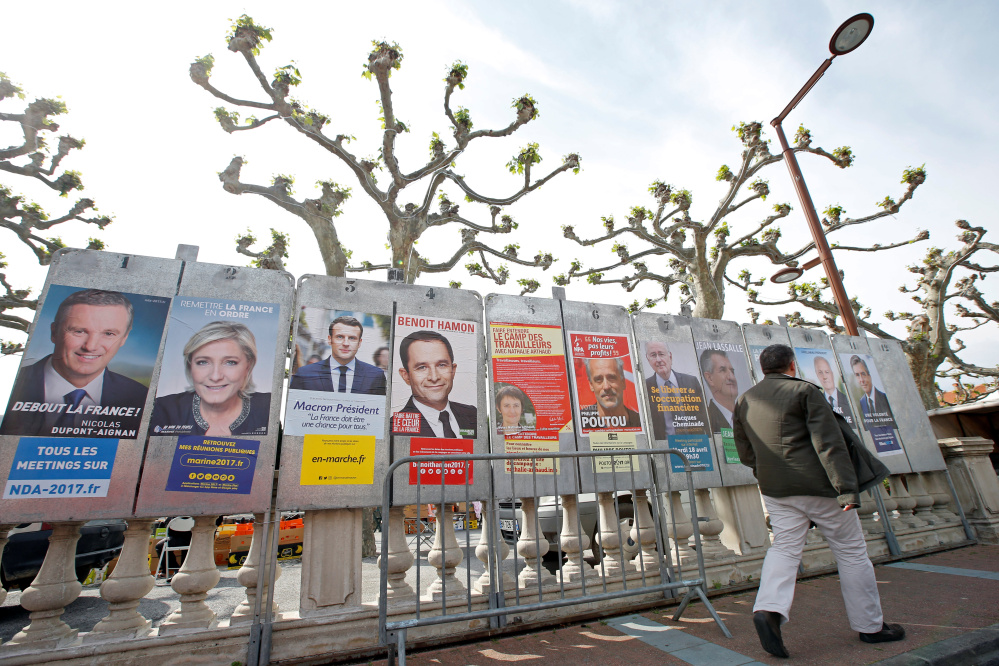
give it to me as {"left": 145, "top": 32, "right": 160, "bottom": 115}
{"left": 0, "top": 442, "right": 993, "bottom": 664}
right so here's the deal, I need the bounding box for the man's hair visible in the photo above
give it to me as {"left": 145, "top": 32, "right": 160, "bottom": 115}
{"left": 53, "top": 289, "right": 134, "bottom": 333}
{"left": 495, "top": 384, "right": 527, "bottom": 410}
{"left": 329, "top": 315, "right": 363, "bottom": 339}
{"left": 373, "top": 346, "right": 388, "bottom": 363}
{"left": 645, "top": 340, "right": 671, "bottom": 356}
{"left": 583, "top": 356, "right": 624, "bottom": 381}
{"left": 183, "top": 321, "right": 258, "bottom": 396}
{"left": 813, "top": 355, "right": 834, "bottom": 375}
{"left": 399, "top": 330, "right": 454, "bottom": 370}
{"left": 699, "top": 348, "right": 729, "bottom": 375}
{"left": 850, "top": 355, "right": 869, "bottom": 373}
{"left": 759, "top": 344, "right": 795, "bottom": 374}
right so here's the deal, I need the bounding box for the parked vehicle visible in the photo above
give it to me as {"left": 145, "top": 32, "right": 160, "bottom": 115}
{"left": 498, "top": 494, "right": 638, "bottom": 572}
{"left": 1, "top": 520, "right": 126, "bottom": 591}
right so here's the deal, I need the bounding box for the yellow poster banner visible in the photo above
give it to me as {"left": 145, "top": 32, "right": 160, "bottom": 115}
{"left": 589, "top": 432, "right": 639, "bottom": 474}
{"left": 503, "top": 438, "right": 560, "bottom": 475}
{"left": 300, "top": 435, "right": 375, "bottom": 485}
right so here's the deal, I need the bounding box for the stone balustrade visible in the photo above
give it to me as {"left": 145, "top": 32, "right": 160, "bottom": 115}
{"left": 0, "top": 439, "right": 995, "bottom": 664}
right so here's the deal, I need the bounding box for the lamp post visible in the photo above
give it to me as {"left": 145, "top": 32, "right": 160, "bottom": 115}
{"left": 770, "top": 13, "right": 874, "bottom": 337}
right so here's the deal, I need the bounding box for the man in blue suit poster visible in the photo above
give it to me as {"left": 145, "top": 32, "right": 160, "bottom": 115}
{"left": 849, "top": 355, "right": 901, "bottom": 455}
{"left": 393, "top": 330, "right": 476, "bottom": 438}
{"left": 1, "top": 288, "right": 148, "bottom": 438}
{"left": 290, "top": 315, "right": 387, "bottom": 395}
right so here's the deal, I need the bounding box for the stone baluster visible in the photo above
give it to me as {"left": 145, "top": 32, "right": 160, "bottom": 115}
{"left": 0, "top": 524, "right": 13, "bottom": 612}
{"left": 877, "top": 483, "right": 903, "bottom": 531}
{"left": 428, "top": 504, "right": 464, "bottom": 601}
{"left": 691, "top": 489, "right": 736, "bottom": 560}
{"left": 940, "top": 436, "right": 999, "bottom": 544}
{"left": 159, "top": 516, "right": 221, "bottom": 634}
{"left": 231, "top": 513, "right": 282, "bottom": 624}
{"left": 905, "top": 474, "right": 937, "bottom": 524}
{"left": 474, "top": 504, "right": 514, "bottom": 595}
{"left": 712, "top": 484, "right": 770, "bottom": 556}
{"left": 87, "top": 519, "right": 156, "bottom": 641}
{"left": 629, "top": 489, "right": 659, "bottom": 574}
{"left": 4, "top": 521, "right": 84, "bottom": 650}
{"left": 890, "top": 476, "right": 927, "bottom": 529}
{"left": 663, "top": 491, "right": 696, "bottom": 569}
{"left": 559, "top": 494, "right": 595, "bottom": 582}
{"left": 596, "top": 491, "right": 628, "bottom": 577}
{"left": 926, "top": 472, "right": 960, "bottom": 524}
{"left": 517, "top": 496, "right": 554, "bottom": 589}
{"left": 858, "top": 489, "right": 881, "bottom": 534}
{"left": 381, "top": 507, "right": 416, "bottom": 600}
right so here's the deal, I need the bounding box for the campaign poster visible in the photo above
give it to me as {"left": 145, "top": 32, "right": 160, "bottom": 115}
{"left": 490, "top": 321, "right": 571, "bottom": 474}
{"left": 693, "top": 340, "right": 754, "bottom": 464}
{"left": 300, "top": 434, "right": 376, "bottom": 485}
{"left": 567, "top": 332, "right": 643, "bottom": 435}
{"left": 590, "top": 432, "right": 639, "bottom": 474}
{"left": 838, "top": 352, "right": 904, "bottom": 456}
{"left": 408, "top": 437, "right": 474, "bottom": 485}
{"left": 164, "top": 435, "right": 258, "bottom": 494}
{"left": 149, "top": 298, "right": 281, "bottom": 438}
{"left": 4, "top": 437, "right": 117, "bottom": 498}
{"left": 284, "top": 308, "right": 391, "bottom": 437}
{"left": 795, "top": 347, "right": 858, "bottom": 429}
{"left": 639, "top": 339, "right": 714, "bottom": 472}
{"left": 748, "top": 345, "right": 768, "bottom": 382}
{"left": 1, "top": 285, "right": 170, "bottom": 439}
{"left": 390, "top": 314, "right": 479, "bottom": 439}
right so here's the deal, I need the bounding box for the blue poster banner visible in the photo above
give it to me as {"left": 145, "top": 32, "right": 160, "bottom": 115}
{"left": 668, "top": 433, "right": 714, "bottom": 473}
{"left": 165, "top": 435, "right": 259, "bottom": 494}
{"left": 4, "top": 436, "right": 118, "bottom": 498}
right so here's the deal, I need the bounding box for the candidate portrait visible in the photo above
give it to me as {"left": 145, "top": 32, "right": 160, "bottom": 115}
{"left": 643, "top": 341, "right": 707, "bottom": 440}
{"left": 1, "top": 288, "right": 148, "bottom": 437}
{"left": 578, "top": 356, "right": 641, "bottom": 431}
{"left": 700, "top": 348, "right": 739, "bottom": 434}
{"left": 394, "top": 330, "right": 477, "bottom": 438}
{"left": 850, "top": 355, "right": 897, "bottom": 430}
{"left": 290, "top": 315, "right": 387, "bottom": 395}
{"left": 812, "top": 355, "right": 855, "bottom": 426}
{"left": 149, "top": 321, "right": 270, "bottom": 437}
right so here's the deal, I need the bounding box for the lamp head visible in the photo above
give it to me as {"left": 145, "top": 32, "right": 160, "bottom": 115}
{"left": 830, "top": 13, "right": 874, "bottom": 56}
{"left": 771, "top": 267, "right": 804, "bottom": 284}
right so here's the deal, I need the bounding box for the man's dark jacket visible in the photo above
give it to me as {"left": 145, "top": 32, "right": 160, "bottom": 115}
{"left": 290, "top": 357, "right": 386, "bottom": 395}
{"left": 1, "top": 355, "right": 147, "bottom": 436}
{"left": 645, "top": 371, "right": 706, "bottom": 440}
{"left": 732, "top": 372, "right": 882, "bottom": 507}
{"left": 396, "top": 396, "right": 477, "bottom": 438}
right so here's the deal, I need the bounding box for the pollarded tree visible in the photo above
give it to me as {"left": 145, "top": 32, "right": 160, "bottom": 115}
{"left": 192, "top": 16, "right": 580, "bottom": 290}
{"left": 0, "top": 72, "right": 110, "bottom": 354}
{"left": 755, "top": 220, "right": 999, "bottom": 408}
{"left": 556, "top": 122, "right": 925, "bottom": 319}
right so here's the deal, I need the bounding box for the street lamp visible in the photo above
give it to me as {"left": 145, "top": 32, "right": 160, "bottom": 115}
{"left": 770, "top": 13, "right": 874, "bottom": 336}
{"left": 771, "top": 256, "right": 822, "bottom": 284}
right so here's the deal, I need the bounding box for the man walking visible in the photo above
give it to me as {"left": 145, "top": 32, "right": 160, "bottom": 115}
{"left": 732, "top": 344, "right": 903, "bottom": 658}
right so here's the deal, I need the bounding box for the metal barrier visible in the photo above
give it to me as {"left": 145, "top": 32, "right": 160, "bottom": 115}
{"left": 378, "top": 447, "right": 732, "bottom": 665}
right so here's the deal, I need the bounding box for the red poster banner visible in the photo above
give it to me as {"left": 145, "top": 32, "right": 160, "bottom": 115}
{"left": 490, "top": 322, "right": 571, "bottom": 436}
{"left": 569, "top": 332, "right": 643, "bottom": 434}
{"left": 408, "top": 438, "right": 474, "bottom": 485}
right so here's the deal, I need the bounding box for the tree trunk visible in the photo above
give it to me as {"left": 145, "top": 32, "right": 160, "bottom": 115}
{"left": 361, "top": 508, "right": 376, "bottom": 558}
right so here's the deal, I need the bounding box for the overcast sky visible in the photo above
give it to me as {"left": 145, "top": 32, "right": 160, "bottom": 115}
{"left": 2, "top": 1, "right": 996, "bottom": 404}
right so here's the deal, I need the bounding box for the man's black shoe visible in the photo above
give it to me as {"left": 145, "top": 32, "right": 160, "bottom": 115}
{"left": 859, "top": 622, "right": 906, "bottom": 643}
{"left": 753, "top": 611, "right": 789, "bottom": 658}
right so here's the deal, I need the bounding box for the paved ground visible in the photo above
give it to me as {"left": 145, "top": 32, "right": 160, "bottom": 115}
{"left": 363, "top": 544, "right": 999, "bottom": 666}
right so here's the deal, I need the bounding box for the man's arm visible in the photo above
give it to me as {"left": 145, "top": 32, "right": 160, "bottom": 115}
{"left": 732, "top": 401, "right": 756, "bottom": 474}
{"left": 803, "top": 387, "right": 859, "bottom": 507}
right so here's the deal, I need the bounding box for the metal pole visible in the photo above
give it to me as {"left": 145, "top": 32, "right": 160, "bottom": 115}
{"left": 771, "top": 122, "right": 861, "bottom": 336}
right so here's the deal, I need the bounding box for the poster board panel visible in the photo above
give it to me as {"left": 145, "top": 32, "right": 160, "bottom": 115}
{"left": 689, "top": 318, "right": 756, "bottom": 487}
{"left": 133, "top": 262, "right": 294, "bottom": 516}
{"left": 276, "top": 276, "right": 396, "bottom": 510}
{"left": 831, "top": 335, "right": 912, "bottom": 474}
{"left": 562, "top": 300, "right": 651, "bottom": 494}
{"left": 742, "top": 324, "right": 792, "bottom": 383}
{"left": 388, "top": 283, "right": 489, "bottom": 506}
{"left": 486, "top": 294, "right": 576, "bottom": 499}
{"left": 869, "top": 337, "right": 946, "bottom": 472}
{"left": 632, "top": 313, "right": 722, "bottom": 491}
{"left": 786, "top": 328, "right": 862, "bottom": 432}
{"left": 0, "top": 249, "right": 180, "bottom": 521}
